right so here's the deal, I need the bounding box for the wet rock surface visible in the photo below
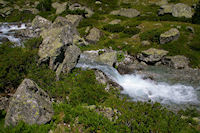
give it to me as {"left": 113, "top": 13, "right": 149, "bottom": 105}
{"left": 162, "top": 55, "right": 189, "bottom": 69}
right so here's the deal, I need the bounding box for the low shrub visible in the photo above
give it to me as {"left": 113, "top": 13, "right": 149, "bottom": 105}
{"left": 36, "top": 0, "right": 52, "bottom": 12}
{"left": 103, "top": 24, "right": 125, "bottom": 33}
{"left": 123, "top": 27, "right": 140, "bottom": 36}
{"left": 0, "top": 43, "right": 37, "bottom": 92}
{"left": 24, "top": 37, "right": 43, "bottom": 50}
{"left": 1, "top": 9, "right": 35, "bottom": 22}
{"left": 140, "top": 29, "right": 164, "bottom": 43}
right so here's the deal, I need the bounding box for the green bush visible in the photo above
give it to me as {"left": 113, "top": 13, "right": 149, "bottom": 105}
{"left": 140, "top": 29, "right": 164, "bottom": 43}
{"left": 68, "top": 69, "right": 108, "bottom": 105}
{"left": 192, "top": 1, "right": 200, "bottom": 24}
{"left": 123, "top": 27, "right": 140, "bottom": 36}
{"left": 0, "top": 43, "right": 37, "bottom": 92}
{"left": 0, "top": 121, "right": 53, "bottom": 133}
{"left": 103, "top": 97, "right": 199, "bottom": 132}
{"left": 36, "top": 0, "right": 52, "bottom": 12}
{"left": 189, "top": 40, "right": 200, "bottom": 51}
{"left": 24, "top": 37, "right": 43, "bottom": 50}
{"left": 0, "top": 9, "right": 35, "bottom": 22}
{"left": 103, "top": 24, "right": 125, "bottom": 33}
{"left": 54, "top": 103, "right": 120, "bottom": 132}
{"left": 117, "top": 52, "right": 125, "bottom": 62}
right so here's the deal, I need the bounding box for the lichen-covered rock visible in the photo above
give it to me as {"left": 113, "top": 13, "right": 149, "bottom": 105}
{"left": 69, "top": 3, "right": 94, "bottom": 17}
{"left": 52, "top": 2, "right": 67, "bottom": 14}
{"left": 137, "top": 48, "right": 168, "bottom": 64}
{"left": 0, "top": 97, "right": 10, "bottom": 111}
{"left": 86, "top": 27, "right": 102, "bottom": 44}
{"left": 109, "top": 19, "right": 121, "bottom": 25}
{"left": 160, "top": 28, "right": 180, "bottom": 44}
{"left": 155, "top": 0, "right": 168, "bottom": 6}
{"left": 51, "top": 16, "right": 71, "bottom": 28}
{"left": 32, "top": 16, "right": 52, "bottom": 29}
{"left": 5, "top": 79, "right": 53, "bottom": 126}
{"left": 162, "top": 55, "right": 189, "bottom": 69}
{"left": 158, "top": 3, "right": 193, "bottom": 18}
{"left": 172, "top": 3, "right": 193, "bottom": 18}
{"left": 110, "top": 8, "right": 140, "bottom": 18}
{"left": 56, "top": 45, "right": 81, "bottom": 79}
{"left": 38, "top": 25, "right": 73, "bottom": 70}
{"left": 158, "top": 4, "right": 173, "bottom": 15}
{"left": 65, "top": 15, "right": 83, "bottom": 27}
{"left": 141, "top": 40, "right": 151, "bottom": 46}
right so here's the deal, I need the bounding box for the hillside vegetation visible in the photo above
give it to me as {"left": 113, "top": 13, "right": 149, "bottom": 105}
{"left": 0, "top": 0, "right": 200, "bottom": 132}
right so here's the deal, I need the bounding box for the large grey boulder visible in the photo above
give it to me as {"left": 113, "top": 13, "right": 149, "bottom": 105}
{"left": 69, "top": 3, "right": 94, "bottom": 17}
{"left": 137, "top": 48, "right": 168, "bottom": 64}
{"left": 56, "top": 45, "right": 81, "bottom": 79}
{"left": 162, "top": 55, "right": 189, "bottom": 69}
{"left": 38, "top": 16, "right": 81, "bottom": 79}
{"left": 86, "top": 27, "right": 102, "bottom": 44}
{"left": 5, "top": 79, "right": 53, "bottom": 126}
{"left": 51, "top": 16, "right": 71, "bottom": 28}
{"left": 160, "top": 28, "right": 180, "bottom": 44}
{"left": 172, "top": 3, "right": 193, "bottom": 18}
{"left": 32, "top": 16, "right": 52, "bottom": 29}
{"left": 38, "top": 25, "right": 73, "bottom": 70}
{"left": 110, "top": 8, "right": 140, "bottom": 18}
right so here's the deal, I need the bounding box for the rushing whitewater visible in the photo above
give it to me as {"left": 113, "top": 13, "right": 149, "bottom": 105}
{"left": 0, "top": 23, "right": 26, "bottom": 45}
{"left": 76, "top": 54, "right": 200, "bottom": 105}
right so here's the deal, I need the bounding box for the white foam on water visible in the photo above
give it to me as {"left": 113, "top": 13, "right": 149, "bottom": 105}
{"left": 76, "top": 54, "right": 200, "bottom": 105}
{"left": 0, "top": 23, "right": 26, "bottom": 33}
{"left": 0, "top": 23, "right": 26, "bottom": 45}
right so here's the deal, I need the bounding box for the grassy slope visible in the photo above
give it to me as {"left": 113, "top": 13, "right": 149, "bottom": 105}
{"left": 0, "top": 0, "right": 200, "bottom": 132}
